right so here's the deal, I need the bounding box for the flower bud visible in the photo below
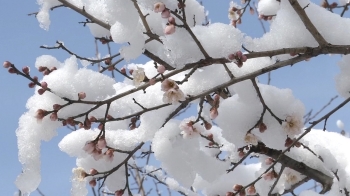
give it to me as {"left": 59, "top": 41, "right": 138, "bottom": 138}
{"left": 53, "top": 104, "right": 61, "bottom": 111}
{"left": 120, "top": 67, "right": 126, "bottom": 74}
{"left": 38, "top": 88, "right": 46, "bottom": 95}
{"left": 8, "top": 67, "right": 16, "bottom": 74}
{"left": 38, "top": 66, "right": 46, "bottom": 72}
{"left": 33, "top": 76, "right": 38, "bottom": 82}
{"left": 265, "top": 157, "right": 274, "bottom": 165}
{"left": 207, "top": 133, "right": 214, "bottom": 140}
{"left": 233, "top": 184, "right": 243, "bottom": 191}
{"left": 89, "top": 179, "right": 96, "bottom": 187}
{"left": 3, "top": 61, "right": 12, "bottom": 68}
{"left": 35, "top": 109, "right": 47, "bottom": 120}
{"left": 115, "top": 190, "right": 124, "bottom": 196}
{"left": 78, "top": 92, "right": 86, "bottom": 99}
{"left": 157, "top": 65, "right": 166, "bottom": 74}
{"left": 28, "top": 82, "right": 36, "bottom": 88}
{"left": 22, "top": 66, "right": 30, "bottom": 75}
{"left": 204, "top": 121, "right": 212, "bottom": 130}
{"left": 210, "top": 108, "right": 218, "bottom": 119}
{"left": 40, "top": 82, "right": 48, "bottom": 90}
{"left": 50, "top": 112, "right": 58, "bottom": 121}
{"left": 168, "top": 16, "right": 175, "bottom": 24}
{"left": 285, "top": 137, "right": 294, "bottom": 147}
{"left": 246, "top": 185, "right": 256, "bottom": 195}
{"left": 90, "top": 168, "right": 98, "bottom": 175}
{"left": 164, "top": 24, "right": 176, "bottom": 35}
{"left": 259, "top": 122, "right": 267, "bottom": 133}
{"left": 161, "top": 9, "right": 171, "bottom": 18}
{"left": 97, "top": 137, "right": 107, "bottom": 149}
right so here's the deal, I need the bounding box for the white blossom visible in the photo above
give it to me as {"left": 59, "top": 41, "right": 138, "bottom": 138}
{"left": 72, "top": 167, "right": 87, "bottom": 181}
{"left": 282, "top": 115, "right": 303, "bottom": 137}
{"left": 132, "top": 67, "right": 145, "bottom": 86}
{"left": 162, "top": 88, "right": 186, "bottom": 104}
{"left": 244, "top": 133, "right": 259, "bottom": 146}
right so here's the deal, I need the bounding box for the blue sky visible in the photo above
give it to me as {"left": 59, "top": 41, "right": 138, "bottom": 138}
{"left": 0, "top": 0, "right": 349, "bottom": 195}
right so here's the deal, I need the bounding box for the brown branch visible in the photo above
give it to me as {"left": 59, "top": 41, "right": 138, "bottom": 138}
{"left": 288, "top": 0, "right": 328, "bottom": 47}
{"left": 57, "top": 0, "right": 111, "bottom": 30}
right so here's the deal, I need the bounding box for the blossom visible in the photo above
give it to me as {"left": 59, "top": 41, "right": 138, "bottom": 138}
{"left": 132, "top": 67, "right": 145, "bottom": 86}
{"left": 284, "top": 168, "right": 303, "bottom": 185}
{"left": 244, "top": 133, "right": 259, "bottom": 145}
{"left": 179, "top": 117, "right": 200, "bottom": 138}
{"left": 72, "top": 167, "right": 87, "bottom": 181}
{"left": 161, "top": 79, "right": 178, "bottom": 92}
{"left": 282, "top": 115, "right": 303, "bottom": 137}
{"left": 162, "top": 88, "right": 185, "bottom": 104}
{"left": 154, "top": 2, "right": 166, "bottom": 13}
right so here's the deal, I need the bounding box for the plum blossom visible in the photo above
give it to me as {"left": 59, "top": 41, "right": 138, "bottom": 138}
{"left": 161, "top": 79, "right": 186, "bottom": 104}
{"left": 161, "top": 79, "right": 178, "bottom": 92}
{"left": 72, "top": 167, "right": 87, "bottom": 181}
{"left": 284, "top": 168, "right": 303, "bottom": 185}
{"left": 162, "top": 88, "right": 186, "bottom": 104}
{"left": 179, "top": 117, "right": 201, "bottom": 138}
{"left": 132, "top": 67, "right": 145, "bottom": 86}
{"left": 154, "top": 2, "right": 166, "bottom": 13}
{"left": 244, "top": 133, "right": 259, "bottom": 145}
{"left": 282, "top": 115, "right": 303, "bottom": 137}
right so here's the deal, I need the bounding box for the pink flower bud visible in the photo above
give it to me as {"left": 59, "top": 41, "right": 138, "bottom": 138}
{"left": 53, "top": 104, "right": 61, "bottom": 111}
{"left": 83, "top": 141, "right": 96, "bottom": 154}
{"left": 241, "top": 55, "right": 247, "bottom": 62}
{"left": 164, "top": 24, "right": 176, "bottom": 35}
{"left": 90, "top": 168, "right": 98, "bottom": 175}
{"left": 97, "top": 137, "right": 107, "bottom": 149}
{"left": 238, "top": 150, "right": 245, "bottom": 158}
{"left": 35, "top": 109, "right": 47, "bottom": 120}
{"left": 210, "top": 108, "right": 218, "bottom": 119}
{"left": 265, "top": 157, "right": 274, "bottom": 165}
{"left": 8, "top": 67, "right": 16, "bottom": 74}
{"left": 78, "top": 92, "right": 86, "bottom": 99}
{"left": 3, "top": 61, "right": 12, "bottom": 68}
{"left": 208, "top": 141, "right": 214, "bottom": 146}
{"left": 204, "top": 121, "right": 212, "bottom": 130}
{"left": 92, "top": 149, "right": 103, "bottom": 160}
{"left": 161, "top": 9, "right": 171, "bottom": 18}
{"left": 33, "top": 76, "right": 38, "bottom": 82}
{"left": 157, "top": 64, "right": 166, "bottom": 74}
{"left": 115, "top": 190, "right": 124, "bottom": 196}
{"left": 50, "top": 67, "right": 57, "bottom": 72}
{"left": 38, "top": 66, "right": 46, "bottom": 72}
{"left": 50, "top": 112, "right": 58, "bottom": 121}
{"left": 66, "top": 117, "right": 75, "bottom": 126}
{"left": 226, "top": 192, "right": 234, "bottom": 196}
{"left": 104, "top": 149, "right": 114, "bottom": 162}
{"left": 22, "top": 66, "right": 30, "bottom": 75}
{"left": 249, "top": 7, "right": 255, "bottom": 15}
{"left": 246, "top": 185, "right": 256, "bottom": 195}
{"left": 120, "top": 67, "right": 126, "bottom": 74}
{"left": 62, "top": 120, "right": 67, "bottom": 126}
{"left": 259, "top": 122, "right": 267, "bottom": 133}
{"left": 236, "top": 51, "right": 243, "bottom": 58}
{"left": 154, "top": 2, "right": 166, "bottom": 13}
{"left": 41, "top": 82, "right": 48, "bottom": 90}
{"left": 233, "top": 184, "right": 243, "bottom": 191}
{"left": 168, "top": 16, "right": 175, "bottom": 24}
{"left": 28, "top": 82, "right": 35, "bottom": 88}
{"left": 207, "top": 133, "right": 214, "bottom": 140}
{"left": 38, "top": 88, "right": 46, "bottom": 95}
{"left": 228, "top": 53, "right": 236, "bottom": 60}
{"left": 43, "top": 69, "right": 50, "bottom": 75}
{"left": 129, "top": 69, "right": 134, "bottom": 75}
{"left": 89, "top": 179, "right": 97, "bottom": 187}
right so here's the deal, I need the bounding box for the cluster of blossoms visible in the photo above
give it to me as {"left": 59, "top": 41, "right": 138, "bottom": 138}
{"left": 161, "top": 79, "right": 186, "bottom": 104}
{"left": 228, "top": 4, "right": 255, "bottom": 27}
{"left": 83, "top": 137, "right": 114, "bottom": 162}
{"left": 154, "top": 2, "right": 178, "bottom": 35}
{"left": 209, "top": 94, "right": 220, "bottom": 119}
{"left": 228, "top": 51, "right": 247, "bottom": 67}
